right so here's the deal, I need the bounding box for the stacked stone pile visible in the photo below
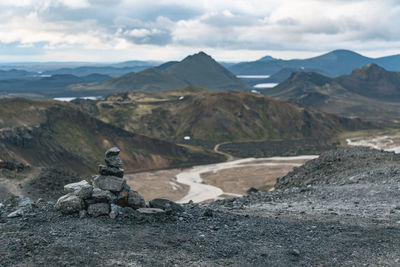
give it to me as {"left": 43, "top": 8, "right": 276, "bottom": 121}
{"left": 55, "top": 147, "right": 181, "bottom": 218}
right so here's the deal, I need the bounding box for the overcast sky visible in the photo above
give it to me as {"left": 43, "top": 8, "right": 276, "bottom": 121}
{"left": 1, "top": 0, "right": 400, "bottom": 62}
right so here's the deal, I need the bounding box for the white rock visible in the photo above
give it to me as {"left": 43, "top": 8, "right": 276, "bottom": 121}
{"left": 64, "top": 180, "right": 93, "bottom": 199}
{"left": 55, "top": 193, "right": 84, "bottom": 214}
{"left": 8, "top": 208, "right": 24, "bottom": 218}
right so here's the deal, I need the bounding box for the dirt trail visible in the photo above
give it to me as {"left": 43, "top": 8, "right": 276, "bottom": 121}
{"left": 0, "top": 167, "right": 42, "bottom": 199}
{"left": 213, "top": 142, "right": 235, "bottom": 161}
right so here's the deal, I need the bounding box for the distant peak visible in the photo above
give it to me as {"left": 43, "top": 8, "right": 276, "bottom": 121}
{"left": 257, "top": 55, "right": 276, "bottom": 62}
{"left": 350, "top": 63, "right": 388, "bottom": 78}
{"left": 331, "top": 49, "right": 356, "bottom": 54}
{"left": 364, "top": 63, "right": 380, "bottom": 69}
{"left": 190, "top": 51, "right": 211, "bottom": 58}
{"left": 356, "top": 63, "right": 385, "bottom": 72}
{"left": 181, "top": 51, "right": 216, "bottom": 63}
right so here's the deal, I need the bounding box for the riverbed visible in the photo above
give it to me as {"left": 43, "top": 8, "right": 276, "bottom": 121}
{"left": 126, "top": 155, "right": 317, "bottom": 203}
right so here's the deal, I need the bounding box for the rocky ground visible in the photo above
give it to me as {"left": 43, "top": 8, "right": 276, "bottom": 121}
{"left": 1, "top": 147, "right": 400, "bottom": 266}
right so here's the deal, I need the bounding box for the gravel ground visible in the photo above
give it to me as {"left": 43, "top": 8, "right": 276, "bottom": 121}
{"left": 1, "top": 147, "right": 400, "bottom": 266}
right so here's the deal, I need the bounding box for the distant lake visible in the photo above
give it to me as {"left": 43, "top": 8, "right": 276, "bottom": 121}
{"left": 237, "top": 75, "right": 270, "bottom": 79}
{"left": 253, "top": 83, "right": 278, "bottom": 88}
{"left": 53, "top": 96, "right": 102, "bottom": 102}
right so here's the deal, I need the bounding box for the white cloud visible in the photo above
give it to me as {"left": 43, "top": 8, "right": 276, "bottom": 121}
{"left": 1, "top": 0, "right": 400, "bottom": 61}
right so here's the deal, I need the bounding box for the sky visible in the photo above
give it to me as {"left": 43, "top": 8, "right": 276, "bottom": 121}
{"left": 1, "top": 0, "right": 400, "bottom": 62}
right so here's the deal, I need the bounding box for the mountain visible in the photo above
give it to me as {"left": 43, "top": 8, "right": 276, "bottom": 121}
{"left": 0, "top": 74, "right": 111, "bottom": 98}
{"left": 0, "top": 98, "right": 224, "bottom": 175}
{"left": 243, "top": 67, "right": 329, "bottom": 86}
{"left": 72, "top": 86, "right": 369, "bottom": 143}
{"left": 257, "top": 55, "right": 276, "bottom": 61}
{"left": 0, "top": 69, "right": 36, "bottom": 80}
{"left": 265, "top": 64, "right": 400, "bottom": 123}
{"left": 78, "top": 52, "right": 251, "bottom": 92}
{"left": 229, "top": 49, "right": 400, "bottom": 77}
{"left": 337, "top": 63, "right": 400, "bottom": 100}
{"left": 45, "top": 60, "right": 158, "bottom": 77}
{"left": 46, "top": 66, "right": 140, "bottom": 77}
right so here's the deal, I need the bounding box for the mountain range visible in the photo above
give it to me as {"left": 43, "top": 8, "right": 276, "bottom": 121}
{"left": 265, "top": 63, "right": 400, "bottom": 123}
{"left": 72, "top": 86, "right": 370, "bottom": 143}
{"left": 230, "top": 49, "right": 400, "bottom": 77}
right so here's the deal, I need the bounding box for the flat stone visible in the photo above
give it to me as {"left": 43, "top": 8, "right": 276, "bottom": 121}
{"left": 134, "top": 208, "right": 166, "bottom": 220}
{"left": 149, "top": 198, "right": 184, "bottom": 213}
{"left": 55, "top": 194, "right": 84, "bottom": 214}
{"left": 8, "top": 208, "right": 24, "bottom": 218}
{"left": 105, "top": 147, "right": 120, "bottom": 157}
{"left": 87, "top": 203, "right": 110, "bottom": 217}
{"left": 64, "top": 180, "right": 93, "bottom": 199}
{"left": 93, "top": 175, "right": 126, "bottom": 192}
{"left": 98, "top": 165, "right": 124, "bottom": 178}
{"left": 105, "top": 155, "right": 123, "bottom": 169}
{"left": 136, "top": 208, "right": 165, "bottom": 214}
{"left": 91, "top": 188, "right": 117, "bottom": 203}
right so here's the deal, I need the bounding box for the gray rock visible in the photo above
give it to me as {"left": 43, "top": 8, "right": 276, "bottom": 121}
{"left": 79, "top": 210, "right": 87, "bottom": 218}
{"left": 149, "top": 198, "right": 184, "bottom": 213}
{"left": 126, "top": 190, "right": 146, "bottom": 209}
{"left": 109, "top": 211, "right": 117, "bottom": 219}
{"left": 116, "top": 184, "right": 131, "bottom": 206}
{"left": 87, "top": 203, "right": 110, "bottom": 217}
{"left": 111, "top": 204, "right": 123, "bottom": 213}
{"left": 93, "top": 175, "right": 126, "bottom": 192}
{"left": 134, "top": 208, "right": 166, "bottom": 220}
{"left": 105, "top": 147, "right": 120, "bottom": 157}
{"left": 8, "top": 208, "right": 24, "bottom": 218}
{"left": 290, "top": 249, "right": 301, "bottom": 257}
{"left": 136, "top": 208, "right": 165, "bottom": 214}
{"left": 105, "top": 155, "right": 123, "bottom": 169}
{"left": 110, "top": 204, "right": 123, "bottom": 219}
{"left": 18, "top": 197, "right": 32, "bottom": 208}
{"left": 55, "top": 194, "right": 83, "bottom": 214}
{"left": 0, "top": 203, "right": 4, "bottom": 209}
{"left": 122, "top": 207, "right": 135, "bottom": 216}
{"left": 203, "top": 208, "right": 213, "bottom": 217}
{"left": 91, "top": 188, "right": 117, "bottom": 203}
{"left": 64, "top": 180, "right": 93, "bottom": 199}
{"left": 35, "top": 198, "right": 47, "bottom": 207}
{"left": 98, "top": 164, "right": 124, "bottom": 178}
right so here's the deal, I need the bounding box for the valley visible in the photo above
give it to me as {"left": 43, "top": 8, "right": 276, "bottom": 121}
{"left": 126, "top": 153, "right": 316, "bottom": 203}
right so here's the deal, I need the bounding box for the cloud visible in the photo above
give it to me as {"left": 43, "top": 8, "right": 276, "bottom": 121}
{"left": 0, "top": 0, "right": 400, "bottom": 61}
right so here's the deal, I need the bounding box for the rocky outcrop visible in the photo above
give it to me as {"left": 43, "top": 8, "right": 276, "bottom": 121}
{"left": 55, "top": 147, "right": 183, "bottom": 218}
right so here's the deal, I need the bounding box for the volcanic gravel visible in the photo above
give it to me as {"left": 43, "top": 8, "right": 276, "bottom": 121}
{"left": 1, "top": 147, "right": 400, "bottom": 266}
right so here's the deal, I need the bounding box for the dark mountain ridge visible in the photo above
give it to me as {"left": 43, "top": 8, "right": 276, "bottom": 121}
{"left": 80, "top": 52, "right": 251, "bottom": 92}
{"left": 73, "top": 86, "right": 371, "bottom": 143}
{"left": 230, "top": 49, "right": 400, "bottom": 77}
{"left": 265, "top": 63, "right": 400, "bottom": 122}
{"left": 0, "top": 98, "right": 224, "bottom": 175}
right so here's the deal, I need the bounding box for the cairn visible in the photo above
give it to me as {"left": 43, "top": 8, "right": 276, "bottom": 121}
{"left": 55, "top": 147, "right": 183, "bottom": 218}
